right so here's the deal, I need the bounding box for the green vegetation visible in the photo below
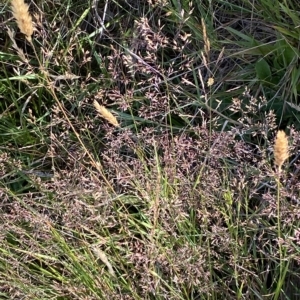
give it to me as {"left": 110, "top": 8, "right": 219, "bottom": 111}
{"left": 0, "top": 0, "right": 300, "bottom": 299}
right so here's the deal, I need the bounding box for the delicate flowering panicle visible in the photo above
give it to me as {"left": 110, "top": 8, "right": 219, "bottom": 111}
{"left": 274, "top": 130, "right": 289, "bottom": 173}
{"left": 11, "top": 0, "right": 34, "bottom": 42}
{"left": 93, "top": 100, "right": 120, "bottom": 127}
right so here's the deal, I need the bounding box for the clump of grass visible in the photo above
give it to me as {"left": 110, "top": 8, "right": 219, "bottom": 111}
{"left": 11, "top": 0, "right": 33, "bottom": 42}
{"left": 274, "top": 130, "right": 289, "bottom": 173}
{"left": 2, "top": 0, "right": 300, "bottom": 299}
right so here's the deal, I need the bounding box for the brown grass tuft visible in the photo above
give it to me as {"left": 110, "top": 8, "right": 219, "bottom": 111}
{"left": 93, "top": 100, "right": 120, "bottom": 127}
{"left": 11, "top": 0, "right": 34, "bottom": 42}
{"left": 274, "top": 130, "right": 289, "bottom": 173}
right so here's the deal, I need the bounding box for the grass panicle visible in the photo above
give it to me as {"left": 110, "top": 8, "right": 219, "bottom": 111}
{"left": 274, "top": 130, "right": 289, "bottom": 173}
{"left": 93, "top": 100, "right": 120, "bottom": 127}
{"left": 11, "top": 0, "right": 33, "bottom": 42}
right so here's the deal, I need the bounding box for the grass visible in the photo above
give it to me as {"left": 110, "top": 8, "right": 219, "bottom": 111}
{"left": 0, "top": 0, "right": 300, "bottom": 299}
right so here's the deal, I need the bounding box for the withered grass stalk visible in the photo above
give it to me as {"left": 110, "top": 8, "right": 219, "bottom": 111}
{"left": 274, "top": 130, "right": 289, "bottom": 173}
{"left": 93, "top": 100, "right": 120, "bottom": 127}
{"left": 11, "top": 0, "right": 33, "bottom": 42}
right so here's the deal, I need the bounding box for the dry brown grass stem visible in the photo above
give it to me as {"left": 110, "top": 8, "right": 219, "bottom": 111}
{"left": 93, "top": 100, "right": 120, "bottom": 127}
{"left": 11, "top": 0, "right": 34, "bottom": 42}
{"left": 274, "top": 130, "right": 289, "bottom": 173}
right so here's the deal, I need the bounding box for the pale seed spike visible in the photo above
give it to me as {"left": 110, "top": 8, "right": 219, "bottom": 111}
{"left": 274, "top": 130, "right": 289, "bottom": 173}
{"left": 201, "top": 18, "right": 210, "bottom": 61}
{"left": 11, "top": 0, "right": 34, "bottom": 42}
{"left": 93, "top": 100, "right": 119, "bottom": 127}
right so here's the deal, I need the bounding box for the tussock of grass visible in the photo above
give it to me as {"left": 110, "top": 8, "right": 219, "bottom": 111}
{"left": 0, "top": 0, "right": 300, "bottom": 299}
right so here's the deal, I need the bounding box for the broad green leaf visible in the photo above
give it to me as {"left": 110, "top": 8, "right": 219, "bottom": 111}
{"left": 255, "top": 59, "right": 271, "bottom": 81}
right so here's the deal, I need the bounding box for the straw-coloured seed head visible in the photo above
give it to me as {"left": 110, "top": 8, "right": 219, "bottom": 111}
{"left": 207, "top": 77, "right": 214, "bottom": 87}
{"left": 11, "top": 0, "right": 34, "bottom": 42}
{"left": 201, "top": 18, "right": 210, "bottom": 59}
{"left": 274, "top": 130, "right": 289, "bottom": 173}
{"left": 93, "top": 100, "right": 119, "bottom": 127}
